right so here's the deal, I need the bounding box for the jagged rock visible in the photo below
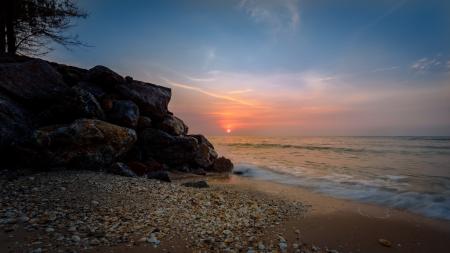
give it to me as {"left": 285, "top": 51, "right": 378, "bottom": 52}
{"left": 156, "top": 114, "right": 188, "bottom": 136}
{"left": 51, "top": 62, "right": 87, "bottom": 86}
{"left": 212, "top": 157, "right": 234, "bottom": 172}
{"left": 108, "top": 162, "right": 137, "bottom": 177}
{"left": 33, "top": 119, "right": 137, "bottom": 168}
{"left": 192, "top": 135, "right": 218, "bottom": 168}
{"left": 0, "top": 59, "right": 69, "bottom": 107}
{"left": 115, "top": 80, "right": 171, "bottom": 119}
{"left": 75, "top": 81, "right": 106, "bottom": 99}
{"left": 87, "top": 65, "right": 124, "bottom": 88}
{"left": 34, "top": 86, "right": 105, "bottom": 126}
{"left": 107, "top": 100, "right": 139, "bottom": 128}
{"left": 0, "top": 93, "right": 31, "bottom": 150}
{"left": 147, "top": 170, "right": 171, "bottom": 182}
{"left": 138, "top": 128, "right": 198, "bottom": 167}
{"left": 137, "top": 116, "right": 152, "bottom": 130}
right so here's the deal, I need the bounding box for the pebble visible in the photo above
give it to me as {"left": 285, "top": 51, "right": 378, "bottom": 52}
{"left": 147, "top": 233, "right": 160, "bottom": 246}
{"left": 378, "top": 238, "right": 392, "bottom": 247}
{"left": 71, "top": 235, "right": 81, "bottom": 243}
{"left": 45, "top": 227, "right": 55, "bottom": 233}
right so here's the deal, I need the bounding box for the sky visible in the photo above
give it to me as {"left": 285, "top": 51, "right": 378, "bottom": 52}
{"left": 47, "top": 0, "right": 450, "bottom": 136}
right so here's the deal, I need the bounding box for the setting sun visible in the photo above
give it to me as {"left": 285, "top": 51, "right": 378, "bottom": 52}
{"left": 226, "top": 128, "right": 231, "bottom": 134}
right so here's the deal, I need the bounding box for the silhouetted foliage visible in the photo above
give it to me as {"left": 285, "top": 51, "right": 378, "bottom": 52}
{"left": 0, "top": 0, "right": 87, "bottom": 55}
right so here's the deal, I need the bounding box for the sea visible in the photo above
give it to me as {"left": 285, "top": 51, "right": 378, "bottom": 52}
{"left": 209, "top": 136, "right": 450, "bottom": 220}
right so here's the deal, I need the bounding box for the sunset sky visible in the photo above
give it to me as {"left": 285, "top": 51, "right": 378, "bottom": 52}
{"left": 48, "top": 0, "right": 450, "bottom": 136}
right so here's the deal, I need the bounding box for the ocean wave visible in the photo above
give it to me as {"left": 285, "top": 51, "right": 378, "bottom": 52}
{"left": 233, "top": 164, "right": 450, "bottom": 220}
{"left": 224, "top": 142, "right": 450, "bottom": 155}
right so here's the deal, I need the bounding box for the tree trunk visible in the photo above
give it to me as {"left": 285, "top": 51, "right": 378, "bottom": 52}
{"left": 5, "top": 0, "right": 16, "bottom": 55}
{"left": 0, "top": 5, "right": 6, "bottom": 55}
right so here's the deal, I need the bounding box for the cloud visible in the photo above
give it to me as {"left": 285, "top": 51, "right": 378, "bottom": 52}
{"left": 411, "top": 56, "right": 449, "bottom": 73}
{"left": 372, "top": 66, "right": 399, "bottom": 73}
{"left": 239, "top": 0, "right": 300, "bottom": 33}
{"left": 160, "top": 77, "right": 257, "bottom": 107}
{"left": 228, "top": 88, "right": 253, "bottom": 94}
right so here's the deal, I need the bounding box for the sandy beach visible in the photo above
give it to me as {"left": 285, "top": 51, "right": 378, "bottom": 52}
{"left": 1, "top": 170, "right": 449, "bottom": 253}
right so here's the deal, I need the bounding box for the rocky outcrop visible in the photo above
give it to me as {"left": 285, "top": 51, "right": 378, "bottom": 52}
{"left": 0, "top": 56, "right": 233, "bottom": 178}
{"left": 33, "top": 119, "right": 137, "bottom": 168}
{"left": 156, "top": 114, "right": 188, "bottom": 136}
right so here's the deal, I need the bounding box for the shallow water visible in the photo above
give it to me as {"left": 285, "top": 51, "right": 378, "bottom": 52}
{"left": 209, "top": 136, "right": 450, "bottom": 220}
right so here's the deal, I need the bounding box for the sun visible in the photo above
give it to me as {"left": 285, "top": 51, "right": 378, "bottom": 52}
{"left": 226, "top": 128, "right": 231, "bottom": 134}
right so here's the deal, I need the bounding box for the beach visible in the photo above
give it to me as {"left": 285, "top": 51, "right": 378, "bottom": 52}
{"left": 1, "top": 170, "right": 449, "bottom": 253}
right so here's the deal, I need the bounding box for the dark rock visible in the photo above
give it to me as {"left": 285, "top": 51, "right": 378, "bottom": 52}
{"left": 125, "top": 76, "right": 133, "bottom": 83}
{"left": 33, "top": 119, "right": 137, "bottom": 168}
{"left": 0, "top": 59, "right": 69, "bottom": 107}
{"left": 211, "top": 157, "right": 233, "bottom": 172}
{"left": 115, "top": 80, "right": 171, "bottom": 120}
{"left": 138, "top": 128, "right": 198, "bottom": 166}
{"left": 182, "top": 181, "right": 209, "bottom": 188}
{"left": 51, "top": 62, "right": 88, "bottom": 87}
{"left": 108, "top": 162, "right": 137, "bottom": 177}
{"left": 0, "top": 92, "right": 32, "bottom": 151}
{"left": 233, "top": 170, "right": 245, "bottom": 175}
{"left": 147, "top": 170, "right": 171, "bottom": 182}
{"left": 87, "top": 65, "right": 124, "bottom": 88}
{"left": 156, "top": 115, "right": 188, "bottom": 136}
{"left": 75, "top": 82, "right": 106, "bottom": 99}
{"left": 34, "top": 87, "right": 105, "bottom": 126}
{"left": 191, "top": 135, "right": 218, "bottom": 168}
{"left": 137, "top": 116, "right": 152, "bottom": 130}
{"left": 191, "top": 168, "right": 207, "bottom": 175}
{"left": 127, "top": 161, "right": 148, "bottom": 176}
{"left": 107, "top": 100, "right": 139, "bottom": 128}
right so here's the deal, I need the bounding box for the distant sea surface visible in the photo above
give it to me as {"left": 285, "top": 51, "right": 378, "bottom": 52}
{"left": 209, "top": 136, "right": 450, "bottom": 220}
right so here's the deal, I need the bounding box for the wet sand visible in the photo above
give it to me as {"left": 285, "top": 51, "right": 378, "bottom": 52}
{"left": 212, "top": 175, "right": 450, "bottom": 253}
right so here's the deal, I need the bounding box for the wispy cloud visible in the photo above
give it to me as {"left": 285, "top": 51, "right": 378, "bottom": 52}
{"left": 372, "top": 66, "right": 399, "bottom": 73}
{"left": 239, "top": 0, "right": 300, "bottom": 33}
{"left": 228, "top": 88, "right": 253, "bottom": 94}
{"left": 160, "top": 77, "right": 257, "bottom": 107}
{"left": 411, "top": 56, "right": 449, "bottom": 73}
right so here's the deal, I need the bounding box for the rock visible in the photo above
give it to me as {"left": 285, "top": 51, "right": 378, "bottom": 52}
{"left": 0, "top": 59, "right": 69, "bottom": 107}
{"left": 125, "top": 76, "right": 133, "bottom": 83}
{"left": 0, "top": 92, "right": 32, "bottom": 151}
{"left": 378, "top": 238, "right": 392, "bottom": 247}
{"left": 51, "top": 62, "right": 87, "bottom": 86}
{"left": 87, "top": 65, "right": 124, "bottom": 88}
{"left": 137, "top": 116, "right": 152, "bottom": 130}
{"left": 147, "top": 170, "right": 171, "bottom": 182}
{"left": 108, "top": 162, "right": 137, "bottom": 177}
{"left": 69, "top": 87, "right": 105, "bottom": 119}
{"left": 107, "top": 100, "right": 139, "bottom": 128}
{"left": 211, "top": 157, "right": 233, "bottom": 172}
{"left": 191, "top": 135, "right": 218, "bottom": 168}
{"left": 182, "top": 181, "right": 209, "bottom": 188}
{"left": 127, "top": 161, "right": 164, "bottom": 176}
{"left": 156, "top": 114, "right": 188, "bottom": 135}
{"left": 75, "top": 81, "right": 106, "bottom": 99}
{"left": 71, "top": 235, "right": 81, "bottom": 243}
{"left": 147, "top": 233, "right": 160, "bottom": 246}
{"left": 115, "top": 80, "right": 171, "bottom": 119}
{"left": 33, "top": 119, "right": 137, "bottom": 168}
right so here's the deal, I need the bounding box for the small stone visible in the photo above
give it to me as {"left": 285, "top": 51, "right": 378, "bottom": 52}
{"left": 378, "top": 238, "right": 392, "bottom": 247}
{"left": 147, "top": 233, "right": 160, "bottom": 246}
{"left": 91, "top": 200, "right": 99, "bottom": 205}
{"left": 71, "top": 235, "right": 81, "bottom": 243}
{"left": 68, "top": 226, "right": 77, "bottom": 232}
{"left": 247, "top": 247, "right": 256, "bottom": 253}
{"left": 90, "top": 238, "right": 100, "bottom": 246}
{"left": 31, "top": 248, "right": 42, "bottom": 253}
{"left": 45, "top": 227, "right": 55, "bottom": 233}
{"left": 257, "top": 241, "right": 265, "bottom": 250}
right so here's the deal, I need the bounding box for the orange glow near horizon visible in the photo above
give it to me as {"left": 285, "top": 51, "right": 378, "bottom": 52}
{"left": 226, "top": 128, "right": 231, "bottom": 133}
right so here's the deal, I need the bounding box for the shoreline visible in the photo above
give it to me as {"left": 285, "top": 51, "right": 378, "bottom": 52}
{"left": 1, "top": 170, "right": 449, "bottom": 253}
{"left": 212, "top": 175, "right": 450, "bottom": 253}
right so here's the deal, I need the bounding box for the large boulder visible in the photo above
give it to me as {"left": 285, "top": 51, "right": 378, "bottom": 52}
{"left": 107, "top": 100, "right": 139, "bottom": 128}
{"left": 115, "top": 80, "right": 171, "bottom": 120}
{"left": 34, "top": 87, "right": 105, "bottom": 126}
{"left": 191, "top": 135, "right": 218, "bottom": 168}
{"left": 33, "top": 119, "right": 137, "bottom": 168}
{"left": 138, "top": 128, "right": 198, "bottom": 167}
{"left": 0, "top": 93, "right": 32, "bottom": 151}
{"left": 87, "top": 65, "right": 124, "bottom": 88}
{"left": 138, "top": 129, "right": 219, "bottom": 170}
{"left": 156, "top": 115, "right": 188, "bottom": 136}
{"left": 0, "top": 59, "right": 69, "bottom": 107}
{"left": 211, "top": 157, "right": 234, "bottom": 172}
{"left": 51, "top": 62, "right": 88, "bottom": 87}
